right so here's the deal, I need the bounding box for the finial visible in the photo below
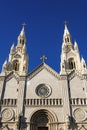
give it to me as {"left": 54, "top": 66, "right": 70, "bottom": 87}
{"left": 64, "top": 21, "right": 68, "bottom": 26}
{"left": 40, "top": 55, "right": 47, "bottom": 63}
{"left": 22, "top": 23, "right": 26, "bottom": 28}
{"left": 63, "top": 21, "right": 70, "bottom": 37}
{"left": 20, "top": 23, "right": 26, "bottom": 37}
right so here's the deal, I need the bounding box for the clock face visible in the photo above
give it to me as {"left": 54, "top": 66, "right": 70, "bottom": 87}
{"left": 36, "top": 84, "right": 52, "bottom": 98}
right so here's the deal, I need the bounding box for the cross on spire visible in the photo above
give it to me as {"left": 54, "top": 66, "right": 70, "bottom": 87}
{"left": 22, "top": 23, "right": 26, "bottom": 28}
{"left": 64, "top": 21, "right": 68, "bottom": 26}
{"left": 40, "top": 55, "right": 47, "bottom": 63}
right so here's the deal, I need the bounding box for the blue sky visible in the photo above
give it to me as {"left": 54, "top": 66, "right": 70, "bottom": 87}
{"left": 0, "top": 0, "right": 87, "bottom": 73}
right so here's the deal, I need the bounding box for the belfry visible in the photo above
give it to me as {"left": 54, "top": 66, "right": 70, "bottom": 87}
{"left": 0, "top": 24, "right": 87, "bottom": 130}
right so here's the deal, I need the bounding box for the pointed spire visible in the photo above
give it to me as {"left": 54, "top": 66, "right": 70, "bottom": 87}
{"left": 81, "top": 57, "right": 86, "bottom": 68}
{"left": 10, "top": 43, "right": 15, "bottom": 53}
{"left": 63, "top": 22, "right": 70, "bottom": 37}
{"left": 3, "top": 59, "right": 8, "bottom": 65}
{"left": 20, "top": 23, "right": 26, "bottom": 37}
{"left": 2, "top": 59, "right": 8, "bottom": 72}
{"left": 74, "top": 41, "right": 79, "bottom": 51}
{"left": 17, "top": 23, "right": 26, "bottom": 51}
{"left": 63, "top": 21, "right": 72, "bottom": 44}
{"left": 81, "top": 57, "right": 85, "bottom": 64}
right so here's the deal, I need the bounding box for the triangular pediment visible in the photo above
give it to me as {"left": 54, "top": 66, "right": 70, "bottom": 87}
{"left": 67, "top": 49, "right": 76, "bottom": 58}
{"left": 78, "top": 125, "right": 87, "bottom": 130}
{"left": 6, "top": 71, "right": 20, "bottom": 83}
{"left": 1, "top": 126, "right": 9, "bottom": 130}
{"left": 27, "top": 63, "right": 61, "bottom": 80}
{"left": 68, "top": 70, "right": 86, "bottom": 80}
{"left": 13, "top": 53, "right": 21, "bottom": 58}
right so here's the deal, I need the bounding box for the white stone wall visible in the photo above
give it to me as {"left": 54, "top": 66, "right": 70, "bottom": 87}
{"left": 4, "top": 78, "right": 18, "bottom": 99}
{"left": 70, "top": 76, "right": 86, "bottom": 98}
{"left": 26, "top": 69, "right": 62, "bottom": 99}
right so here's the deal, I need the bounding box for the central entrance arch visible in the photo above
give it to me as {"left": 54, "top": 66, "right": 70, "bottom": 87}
{"left": 30, "top": 109, "right": 58, "bottom": 130}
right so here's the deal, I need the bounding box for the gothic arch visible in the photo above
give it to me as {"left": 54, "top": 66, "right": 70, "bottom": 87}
{"left": 29, "top": 109, "right": 58, "bottom": 130}
{"left": 68, "top": 58, "right": 75, "bottom": 69}
{"left": 1, "top": 126, "right": 9, "bottom": 130}
{"left": 12, "top": 60, "right": 20, "bottom": 71}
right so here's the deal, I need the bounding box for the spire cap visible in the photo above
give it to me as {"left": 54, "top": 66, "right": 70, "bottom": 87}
{"left": 11, "top": 44, "right": 15, "bottom": 50}
{"left": 20, "top": 23, "right": 26, "bottom": 37}
{"left": 74, "top": 41, "right": 79, "bottom": 50}
{"left": 81, "top": 57, "right": 85, "bottom": 63}
{"left": 63, "top": 23, "right": 70, "bottom": 37}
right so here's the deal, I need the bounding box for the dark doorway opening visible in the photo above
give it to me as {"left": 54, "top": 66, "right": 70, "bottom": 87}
{"left": 38, "top": 127, "right": 48, "bottom": 130}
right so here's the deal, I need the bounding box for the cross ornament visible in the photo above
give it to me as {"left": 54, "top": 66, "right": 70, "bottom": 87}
{"left": 40, "top": 55, "right": 47, "bottom": 63}
{"left": 22, "top": 23, "right": 27, "bottom": 28}
{"left": 64, "top": 21, "right": 68, "bottom": 26}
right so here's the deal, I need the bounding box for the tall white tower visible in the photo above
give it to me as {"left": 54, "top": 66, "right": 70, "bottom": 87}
{"left": 60, "top": 23, "right": 86, "bottom": 74}
{"left": 2, "top": 25, "right": 28, "bottom": 75}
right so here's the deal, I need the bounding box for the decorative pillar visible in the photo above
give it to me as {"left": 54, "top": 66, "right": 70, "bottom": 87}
{"left": 0, "top": 76, "right": 5, "bottom": 99}
{"left": 17, "top": 76, "right": 26, "bottom": 117}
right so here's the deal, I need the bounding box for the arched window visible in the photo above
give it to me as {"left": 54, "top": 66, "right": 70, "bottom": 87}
{"left": 65, "top": 37, "right": 70, "bottom": 43}
{"left": 20, "top": 39, "right": 21, "bottom": 44}
{"left": 68, "top": 58, "right": 75, "bottom": 69}
{"left": 67, "top": 37, "right": 69, "bottom": 42}
{"left": 22, "top": 39, "right": 24, "bottom": 45}
{"left": 13, "top": 60, "right": 19, "bottom": 71}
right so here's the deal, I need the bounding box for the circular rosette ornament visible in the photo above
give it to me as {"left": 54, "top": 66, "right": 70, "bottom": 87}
{"left": 2, "top": 108, "right": 14, "bottom": 121}
{"left": 36, "top": 84, "right": 52, "bottom": 98}
{"left": 73, "top": 108, "right": 86, "bottom": 122}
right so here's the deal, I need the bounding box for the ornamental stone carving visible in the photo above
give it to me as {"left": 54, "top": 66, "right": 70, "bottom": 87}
{"left": 73, "top": 108, "right": 86, "bottom": 122}
{"left": 36, "top": 84, "right": 52, "bottom": 98}
{"left": 2, "top": 108, "right": 14, "bottom": 121}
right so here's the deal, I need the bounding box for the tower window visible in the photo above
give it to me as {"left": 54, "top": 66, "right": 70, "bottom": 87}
{"left": 67, "top": 37, "right": 69, "bottom": 42}
{"left": 20, "top": 39, "right": 21, "bottom": 44}
{"left": 68, "top": 58, "right": 75, "bottom": 69}
{"left": 65, "top": 37, "right": 70, "bottom": 43}
{"left": 13, "top": 60, "right": 19, "bottom": 71}
{"left": 22, "top": 39, "right": 24, "bottom": 45}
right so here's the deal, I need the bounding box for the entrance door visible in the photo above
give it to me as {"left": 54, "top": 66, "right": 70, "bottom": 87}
{"left": 38, "top": 127, "right": 48, "bottom": 130}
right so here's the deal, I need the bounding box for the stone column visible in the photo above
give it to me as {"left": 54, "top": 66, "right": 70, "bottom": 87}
{"left": 17, "top": 76, "right": 26, "bottom": 117}
{"left": 61, "top": 76, "right": 71, "bottom": 122}
{"left": 27, "top": 123, "right": 30, "bottom": 130}
{"left": 0, "top": 76, "right": 5, "bottom": 99}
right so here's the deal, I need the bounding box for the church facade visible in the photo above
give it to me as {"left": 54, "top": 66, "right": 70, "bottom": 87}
{"left": 0, "top": 24, "right": 87, "bottom": 130}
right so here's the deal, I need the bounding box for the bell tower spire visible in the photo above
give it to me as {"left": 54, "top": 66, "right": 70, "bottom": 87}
{"left": 1, "top": 24, "right": 28, "bottom": 75}
{"left": 62, "top": 22, "right": 72, "bottom": 49}
{"left": 60, "top": 23, "right": 81, "bottom": 74}
{"left": 17, "top": 23, "right": 26, "bottom": 52}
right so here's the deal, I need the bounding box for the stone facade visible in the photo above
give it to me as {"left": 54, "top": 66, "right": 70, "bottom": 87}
{"left": 0, "top": 24, "right": 87, "bottom": 130}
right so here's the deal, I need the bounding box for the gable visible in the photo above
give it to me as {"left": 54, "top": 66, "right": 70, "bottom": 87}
{"left": 1, "top": 126, "right": 9, "bottom": 130}
{"left": 26, "top": 66, "right": 62, "bottom": 99}
{"left": 27, "top": 63, "right": 60, "bottom": 80}
{"left": 13, "top": 53, "right": 21, "bottom": 59}
{"left": 67, "top": 50, "right": 76, "bottom": 59}
{"left": 79, "top": 126, "right": 87, "bottom": 130}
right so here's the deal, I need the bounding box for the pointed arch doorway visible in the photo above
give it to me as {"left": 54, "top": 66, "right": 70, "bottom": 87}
{"left": 30, "top": 109, "right": 58, "bottom": 130}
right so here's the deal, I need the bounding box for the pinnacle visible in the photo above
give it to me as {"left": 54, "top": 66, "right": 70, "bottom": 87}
{"left": 20, "top": 26, "right": 25, "bottom": 37}
{"left": 63, "top": 24, "right": 70, "bottom": 37}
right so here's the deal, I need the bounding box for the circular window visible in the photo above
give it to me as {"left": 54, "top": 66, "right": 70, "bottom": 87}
{"left": 36, "top": 84, "right": 52, "bottom": 98}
